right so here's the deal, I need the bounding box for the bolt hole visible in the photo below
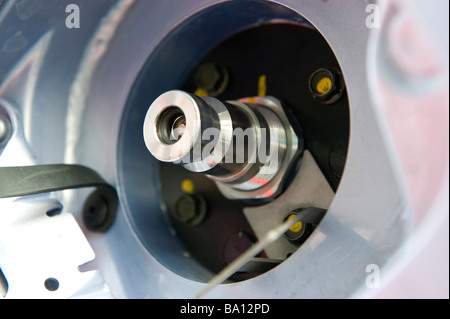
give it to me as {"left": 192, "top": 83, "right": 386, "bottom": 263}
{"left": 44, "top": 278, "right": 59, "bottom": 291}
{"left": 46, "top": 207, "right": 62, "bottom": 217}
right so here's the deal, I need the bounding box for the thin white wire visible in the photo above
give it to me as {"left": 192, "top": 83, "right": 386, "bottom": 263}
{"left": 196, "top": 214, "right": 301, "bottom": 299}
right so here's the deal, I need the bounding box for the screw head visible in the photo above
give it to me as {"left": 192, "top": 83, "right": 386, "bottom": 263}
{"left": 284, "top": 213, "right": 306, "bottom": 241}
{"left": 283, "top": 212, "right": 314, "bottom": 244}
{"left": 194, "top": 63, "right": 229, "bottom": 97}
{"left": 82, "top": 188, "right": 117, "bottom": 232}
{"left": 173, "top": 194, "right": 207, "bottom": 226}
{"left": 309, "top": 68, "right": 345, "bottom": 104}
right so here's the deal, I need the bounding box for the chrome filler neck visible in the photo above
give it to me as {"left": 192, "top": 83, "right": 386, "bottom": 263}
{"left": 143, "top": 90, "right": 301, "bottom": 200}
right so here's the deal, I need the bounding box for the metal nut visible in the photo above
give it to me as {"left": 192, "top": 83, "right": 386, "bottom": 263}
{"left": 309, "top": 68, "right": 345, "bottom": 104}
{"left": 173, "top": 194, "right": 207, "bottom": 227}
{"left": 216, "top": 96, "right": 303, "bottom": 200}
{"left": 194, "top": 63, "right": 229, "bottom": 97}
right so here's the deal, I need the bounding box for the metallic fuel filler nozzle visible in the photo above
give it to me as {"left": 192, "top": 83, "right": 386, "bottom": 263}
{"left": 143, "top": 90, "right": 302, "bottom": 200}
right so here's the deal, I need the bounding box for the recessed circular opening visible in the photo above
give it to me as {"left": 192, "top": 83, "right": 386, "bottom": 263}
{"left": 156, "top": 107, "right": 185, "bottom": 144}
{"left": 44, "top": 278, "right": 59, "bottom": 291}
{"left": 45, "top": 207, "right": 62, "bottom": 217}
{"left": 118, "top": 0, "right": 349, "bottom": 283}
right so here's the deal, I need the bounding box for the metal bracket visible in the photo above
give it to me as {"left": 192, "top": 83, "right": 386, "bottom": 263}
{"left": 0, "top": 164, "right": 118, "bottom": 232}
{"left": 244, "top": 150, "right": 334, "bottom": 259}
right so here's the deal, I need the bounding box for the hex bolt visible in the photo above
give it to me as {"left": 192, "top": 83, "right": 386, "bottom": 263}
{"left": 173, "top": 194, "right": 207, "bottom": 227}
{"left": 82, "top": 188, "right": 117, "bottom": 232}
{"left": 309, "top": 68, "right": 345, "bottom": 104}
{"left": 86, "top": 196, "right": 108, "bottom": 225}
{"left": 283, "top": 212, "right": 314, "bottom": 244}
{"left": 194, "top": 63, "right": 229, "bottom": 97}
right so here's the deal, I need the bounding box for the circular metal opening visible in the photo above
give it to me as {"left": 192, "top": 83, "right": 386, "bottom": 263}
{"left": 44, "top": 278, "right": 59, "bottom": 292}
{"left": 118, "top": 0, "right": 349, "bottom": 283}
{"left": 156, "top": 107, "right": 185, "bottom": 144}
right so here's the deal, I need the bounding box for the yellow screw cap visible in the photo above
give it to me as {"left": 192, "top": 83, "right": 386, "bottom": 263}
{"left": 316, "top": 77, "right": 332, "bottom": 95}
{"left": 287, "top": 214, "right": 303, "bottom": 233}
{"left": 181, "top": 179, "right": 195, "bottom": 194}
